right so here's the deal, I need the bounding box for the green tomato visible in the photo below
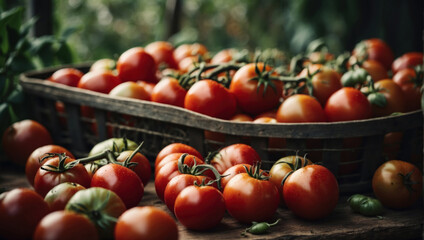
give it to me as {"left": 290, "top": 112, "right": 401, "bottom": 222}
{"left": 89, "top": 138, "right": 138, "bottom": 156}
{"left": 347, "top": 194, "right": 367, "bottom": 213}
{"left": 347, "top": 194, "right": 384, "bottom": 217}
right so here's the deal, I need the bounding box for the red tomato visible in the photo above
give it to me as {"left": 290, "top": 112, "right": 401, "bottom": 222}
{"left": 49, "top": 68, "right": 83, "bottom": 87}
{"left": 276, "top": 94, "right": 327, "bottom": 123}
{"left": 283, "top": 164, "right": 339, "bottom": 220}
{"left": 115, "top": 206, "right": 178, "bottom": 240}
{"left": 362, "top": 59, "right": 389, "bottom": 82}
{"left": 174, "top": 185, "right": 226, "bottom": 230}
{"left": 185, "top": 79, "right": 237, "bottom": 119}
{"left": 78, "top": 70, "right": 122, "bottom": 94}
{"left": 117, "top": 47, "right": 158, "bottom": 83}
{"left": 145, "top": 41, "right": 178, "bottom": 70}
{"left": 151, "top": 77, "right": 187, "bottom": 107}
{"left": 34, "top": 155, "right": 91, "bottom": 197}
{"left": 372, "top": 160, "right": 422, "bottom": 209}
{"left": 164, "top": 174, "right": 215, "bottom": 212}
{"left": 325, "top": 87, "right": 372, "bottom": 122}
{"left": 392, "top": 52, "right": 423, "bottom": 74}
{"left": 44, "top": 182, "right": 86, "bottom": 211}
{"left": 392, "top": 68, "right": 422, "bottom": 112}
{"left": 65, "top": 187, "right": 126, "bottom": 238}
{"left": 136, "top": 80, "right": 155, "bottom": 99}
{"left": 211, "top": 48, "right": 238, "bottom": 64}
{"left": 353, "top": 38, "right": 394, "bottom": 70}
{"left": 220, "top": 163, "right": 253, "bottom": 190}
{"left": 91, "top": 163, "right": 144, "bottom": 208}
{"left": 223, "top": 172, "right": 280, "bottom": 223}
{"left": 2, "top": 119, "right": 53, "bottom": 167}
{"left": 155, "top": 142, "right": 203, "bottom": 168}
{"left": 229, "top": 62, "right": 283, "bottom": 115}
{"left": 26, "top": 144, "right": 74, "bottom": 186}
{"left": 90, "top": 58, "right": 116, "bottom": 72}
{"left": 173, "top": 43, "right": 208, "bottom": 63}
{"left": 0, "top": 188, "right": 50, "bottom": 240}
{"left": 109, "top": 81, "right": 151, "bottom": 101}
{"left": 370, "top": 79, "right": 406, "bottom": 117}
{"left": 207, "top": 143, "right": 261, "bottom": 174}
{"left": 116, "top": 150, "right": 152, "bottom": 186}
{"left": 155, "top": 152, "right": 187, "bottom": 176}
{"left": 34, "top": 210, "right": 99, "bottom": 240}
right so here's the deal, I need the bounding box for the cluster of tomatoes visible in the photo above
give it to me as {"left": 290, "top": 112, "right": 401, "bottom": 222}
{"left": 48, "top": 38, "right": 422, "bottom": 124}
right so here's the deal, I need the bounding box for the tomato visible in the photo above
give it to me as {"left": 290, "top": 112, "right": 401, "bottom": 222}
{"left": 136, "top": 80, "right": 156, "bottom": 99}
{"left": 370, "top": 79, "right": 406, "bottom": 117}
{"left": 174, "top": 185, "right": 226, "bottom": 230}
{"left": 347, "top": 194, "right": 384, "bottom": 217}
{"left": 65, "top": 187, "right": 126, "bottom": 239}
{"left": 151, "top": 77, "right": 187, "bottom": 107}
{"left": 283, "top": 164, "right": 339, "bottom": 220}
{"left": 109, "top": 81, "right": 151, "bottom": 101}
{"left": 155, "top": 152, "right": 187, "bottom": 176}
{"left": 361, "top": 59, "right": 388, "bottom": 82}
{"left": 2, "top": 119, "right": 53, "bottom": 167}
{"left": 392, "top": 68, "right": 422, "bottom": 112}
{"left": 115, "top": 206, "right": 178, "bottom": 240}
{"left": 33, "top": 210, "right": 99, "bottom": 240}
{"left": 91, "top": 163, "right": 144, "bottom": 208}
{"left": 269, "top": 155, "right": 312, "bottom": 205}
{"left": 77, "top": 70, "right": 122, "bottom": 94}
{"left": 154, "top": 153, "right": 205, "bottom": 201}
{"left": 207, "top": 143, "right": 261, "bottom": 174}
{"left": 372, "top": 160, "right": 423, "bottom": 209}
{"left": 223, "top": 170, "right": 280, "bottom": 223}
{"left": 34, "top": 154, "right": 91, "bottom": 197}
{"left": 178, "top": 55, "right": 201, "bottom": 73}
{"left": 211, "top": 48, "right": 238, "bottom": 64}
{"left": 49, "top": 68, "right": 83, "bottom": 87}
{"left": 184, "top": 79, "right": 237, "bottom": 119}
{"left": 164, "top": 174, "right": 215, "bottom": 212}
{"left": 117, "top": 47, "right": 158, "bottom": 83}
{"left": 116, "top": 150, "right": 152, "bottom": 186}
{"left": 325, "top": 87, "right": 372, "bottom": 122}
{"left": 26, "top": 144, "right": 74, "bottom": 186}
{"left": 89, "top": 138, "right": 139, "bottom": 156}
{"left": 145, "top": 41, "right": 179, "bottom": 70}
{"left": 90, "top": 58, "right": 116, "bottom": 72}
{"left": 173, "top": 43, "right": 209, "bottom": 63}
{"left": 352, "top": 38, "right": 394, "bottom": 70}
{"left": 220, "top": 163, "right": 253, "bottom": 190}
{"left": 229, "top": 62, "right": 283, "bottom": 115}
{"left": 298, "top": 65, "right": 342, "bottom": 106}
{"left": 44, "top": 182, "right": 86, "bottom": 211}
{"left": 382, "top": 131, "right": 403, "bottom": 160}
{"left": 155, "top": 142, "right": 203, "bottom": 168}
{"left": 0, "top": 188, "right": 50, "bottom": 240}
{"left": 276, "top": 94, "right": 327, "bottom": 123}
{"left": 392, "top": 52, "right": 423, "bottom": 74}
{"left": 231, "top": 113, "right": 254, "bottom": 122}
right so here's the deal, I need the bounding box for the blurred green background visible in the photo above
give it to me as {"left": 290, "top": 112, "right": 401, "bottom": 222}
{"left": 4, "top": 0, "right": 423, "bottom": 63}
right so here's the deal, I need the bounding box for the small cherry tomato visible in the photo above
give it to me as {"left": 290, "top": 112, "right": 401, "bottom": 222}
{"left": 49, "top": 68, "right": 83, "bottom": 87}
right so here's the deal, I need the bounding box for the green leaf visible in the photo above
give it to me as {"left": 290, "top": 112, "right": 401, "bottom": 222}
{"left": 7, "top": 86, "right": 24, "bottom": 104}
{"left": 55, "top": 42, "right": 75, "bottom": 64}
{"left": 60, "top": 26, "right": 79, "bottom": 40}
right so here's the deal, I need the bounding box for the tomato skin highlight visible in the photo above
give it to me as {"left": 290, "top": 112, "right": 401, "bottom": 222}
{"left": 78, "top": 70, "right": 122, "bottom": 94}
{"left": 117, "top": 47, "right": 158, "bottom": 83}
{"left": 49, "top": 68, "right": 83, "bottom": 87}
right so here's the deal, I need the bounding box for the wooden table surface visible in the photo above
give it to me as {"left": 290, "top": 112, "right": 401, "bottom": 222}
{"left": 0, "top": 163, "right": 423, "bottom": 240}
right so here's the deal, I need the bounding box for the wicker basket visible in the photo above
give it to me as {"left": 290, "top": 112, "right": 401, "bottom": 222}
{"left": 19, "top": 64, "right": 423, "bottom": 194}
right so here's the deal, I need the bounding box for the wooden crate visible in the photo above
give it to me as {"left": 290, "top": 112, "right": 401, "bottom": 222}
{"left": 19, "top": 64, "right": 423, "bottom": 194}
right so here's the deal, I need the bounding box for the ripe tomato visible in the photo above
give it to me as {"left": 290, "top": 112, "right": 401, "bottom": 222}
{"left": 78, "top": 70, "right": 122, "bottom": 94}
{"left": 174, "top": 185, "right": 226, "bottom": 230}
{"left": 276, "top": 94, "right": 327, "bottom": 123}
{"left": 184, "top": 79, "right": 237, "bottom": 119}
{"left": 223, "top": 171, "right": 279, "bottom": 223}
{"left": 33, "top": 210, "right": 99, "bottom": 240}
{"left": 283, "top": 164, "right": 339, "bottom": 220}
{"left": 136, "top": 80, "right": 156, "bottom": 99}
{"left": 325, "top": 87, "right": 372, "bottom": 122}
{"left": 49, "top": 68, "right": 83, "bottom": 87}
{"left": 372, "top": 160, "right": 422, "bottom": 209}
{"left": 361, "top": 59, "right": 388, "bottom": 82}
{"left": 370, "top": 79, "right": 406, "bottom": 117}
{"left": 269, "top": 155, "right": 312, "bottom": 205}
{"left": 91, "top": 163, "right": 144, "bottom": 208}
{"left": 229, "top": 62, "right": 283, "bottom": 115}
{"left": 145, "top": 41, "right": 178, "bottom": 70}
{"left": 115, "top": 206, "right": 178, "bottom": 240}
{"left": 173, "top": 43, "right": 208, "bottom": 63}
{"left": 0, "top": 188, "right": 50, "bottom": 240}
{"left": 90, "top": 58, "right": 116, "bottom": 72}
{"left": 211, "top": 48, "right": 238, "bottom": 64}
{"left": 25, "top": 144, "right": 74, "bottom": 186}
{"left": 65, "top": 187, "right": 126, "bottom": 239}
{"left": 392, "top": 68, "right": 422, "bottom": 112}
{"left": 117, "top": 47, "right": 158, "bottom": 83}
{"left": 109, "top": 81, "right": 151, "bottom": 101}
{"left": 392, "top": 52, "right": 423, "bottom": 74}
{"left": 155, "top": 142, "right": 203, "bottom": 168}
{"left": 2, "top": 119, "right": 53, "bottom": 167}
{"left": 207, "top": 143, "right": 261, "bottom": 174}
{"left": 116, "top": 150, "right": 152, "bottom": 186}
{"left": 151, "top": 77, "right": 187, "bottom": 107}
{"left": 34, "top": 155, "right": 91, "bottom": 197}
{"left": 220, "top": 163, "right": 254, "bottom": 190}
{"left": 352, "top": 38, "right": 394, "bottom": 70}
{"left": 44, "top": 182, "right": 86, "bottom": 211}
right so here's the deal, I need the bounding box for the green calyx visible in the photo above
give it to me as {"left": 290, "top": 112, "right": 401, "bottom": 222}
{"left": 40, "top": 153, "right": 79, "bottom": 173}
{"left": 249, "top": 56, "right": 278, "bottom": 97}
{"left": 244, "top": 162, "right": 268, "bottom": 181}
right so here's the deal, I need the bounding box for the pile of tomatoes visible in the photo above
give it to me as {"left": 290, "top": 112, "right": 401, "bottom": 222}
{"left": 48, "top": 38, "right": 422, "bottom": 124}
